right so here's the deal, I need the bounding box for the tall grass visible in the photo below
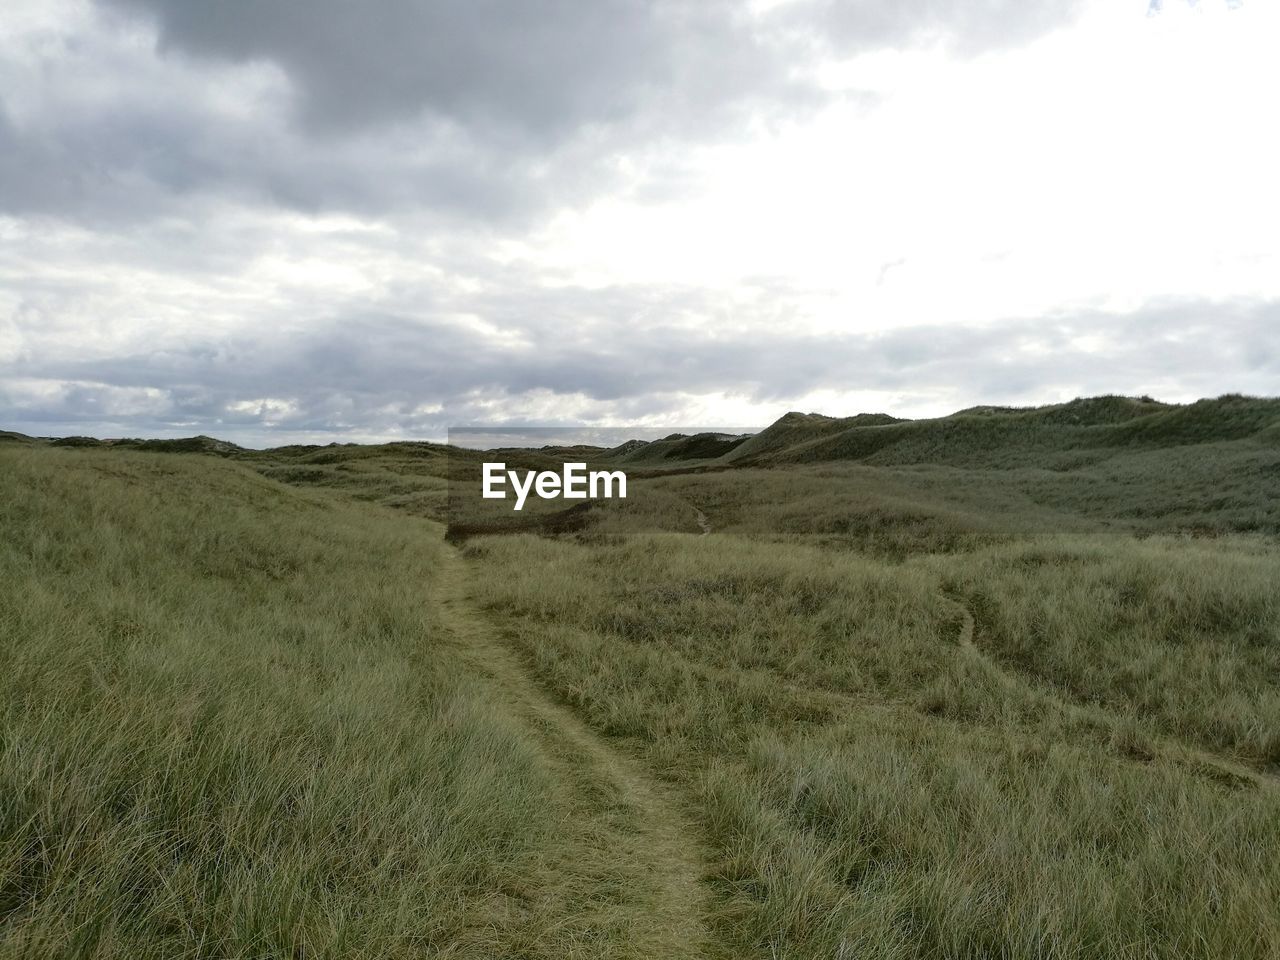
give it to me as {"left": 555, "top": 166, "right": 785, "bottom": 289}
{"left": 0, "top": 449, "right": 563, "bottom": 958}
{"left": 932, "top": 537, "right": 1280, "bottom": 763}
{"left": 464, "top": 528, "right": 1280, "bottom": 958}
{"left": 7, "top": 419, "right": 1280, "bottom": 959}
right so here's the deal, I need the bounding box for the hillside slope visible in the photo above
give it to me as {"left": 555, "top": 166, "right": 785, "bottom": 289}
{"left": 736, "top": 395, "right": 1278, "bottom": 468}
{"left": 0, "top": 447, "right": 725, "bottom": 959}
{"left": 5, "top": 398, "right": 1280, "bottom": 959}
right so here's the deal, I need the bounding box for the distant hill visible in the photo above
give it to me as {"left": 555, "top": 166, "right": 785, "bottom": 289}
{"left": 38, "top": 434, "right": 247, "bottom": 456}
{"left": 613, "top": 432, "right": 752, "bottom": 465}
{"left": 7, "top": 393, "right": 1279, "bottom": 536}
{"left": 6, "top": 394, "right": 1277, "bottom": 472}
{"left": 663, "top": 394, "right": 1273, "bottom": 471}
{"left": 585, "top": 394, "right": 1277, "bottom": 471}
{"left": 722, "top": 411, "right": 903, "bottom": 465}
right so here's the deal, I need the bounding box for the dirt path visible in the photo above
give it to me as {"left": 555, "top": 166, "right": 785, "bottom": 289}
{"left": 432, "top": 544, "right": 728, "bottom": 959}
{"left": 941, "top": 592, "right": 1280, "bottom": 792}
{"left": 693, "top": 507, "right": 711, "bottom": 537}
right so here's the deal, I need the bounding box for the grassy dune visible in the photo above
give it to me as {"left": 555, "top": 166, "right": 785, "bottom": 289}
{"left": 464, "top": 531, "right": 1280, "bottom": 958}
{"left": 0, "top": 448, "right": 702, "bottom": 958}
{"left": 3, "top": 395, "right": 1279, "bottom": 958}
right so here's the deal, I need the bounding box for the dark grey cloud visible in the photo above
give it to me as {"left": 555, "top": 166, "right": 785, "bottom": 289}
{"left": 0, "top": 69, "right": 551, "bottom": 224}
{"left": 100, "top": 0, "right": 760, "bottom": 138}
{"left": 3, "top": 0, "right": 814, "bottom": 224}
{"left": 103, "top": 0, "right": 1087, "bottom": 138}
{"left": 2, "top": 0, "right": 1087, "bottom": 225}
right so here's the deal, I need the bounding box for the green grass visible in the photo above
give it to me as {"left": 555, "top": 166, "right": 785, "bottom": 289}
{"left": 0, "top": 448, "right": 691, "bottom": 958}
{"left": 4, "top": 394, "right": 1280, "bottom": 958}
{"left": 462, "top": 530, "right": 1280, "bottom": 959}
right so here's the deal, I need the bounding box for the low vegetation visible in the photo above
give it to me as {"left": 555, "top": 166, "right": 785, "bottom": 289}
{"left": 3, "top": 394, "right": 1278, "bottom": 958}
{"left": 0, "top": 450, "right": 703, "bottom": 958}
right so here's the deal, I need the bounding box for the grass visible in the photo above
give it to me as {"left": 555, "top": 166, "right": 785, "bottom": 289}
{"left": 0, "top": 448, "right": 706, "bottom": 958}
{"left": 462, "top": 530, "right": 1280, "bottom": 958}
{"left": 3, "top": 394, "right": 1280, "bottom": 958}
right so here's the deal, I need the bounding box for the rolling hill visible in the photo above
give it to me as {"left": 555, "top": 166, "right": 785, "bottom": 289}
{"left": 4, "top": 393, "right": 1280, "bottom": 958}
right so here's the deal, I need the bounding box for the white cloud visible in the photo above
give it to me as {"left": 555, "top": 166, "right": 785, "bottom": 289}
{"left": 519, "top": 0, "right": 1280, "bottom": 333}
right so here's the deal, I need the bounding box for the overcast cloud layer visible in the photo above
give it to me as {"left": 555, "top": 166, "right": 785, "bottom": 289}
{"left": 2, "top": 0, "right": 1276, "bottom": 444}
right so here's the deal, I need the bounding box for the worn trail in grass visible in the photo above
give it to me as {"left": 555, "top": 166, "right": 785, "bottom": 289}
{"left": 430, "top": 532, "right": 729, "bottom": 960}
{"left": 694, "top": 507, "right": 712, "bottom": 537}
{"left": 942, "top": 592, "right": 1280, "bottom": 792}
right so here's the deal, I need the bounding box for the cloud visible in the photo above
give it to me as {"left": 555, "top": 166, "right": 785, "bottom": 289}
{"left": 2, "top": 0, "right": 1091, "bottom": 225}
{"left": 787, "top": 0, "right": 1087, "bottom": 56}
{"left": 5, "top": 280, "right": 1277, "bottom": 444}
{"left": 3, "top": 0, "right": 1272, "bottom": 445}
{"left": 100, "top": 0, "right": 780, "bottom": 138}
{"left": 1, "top": 0, "right": 818, "bottom": 224}
{"left": 0, "top": 10, "right": 563, "bottom": 224}
{"left": 102, "top": 0, "right": 1088, "bottom": 140}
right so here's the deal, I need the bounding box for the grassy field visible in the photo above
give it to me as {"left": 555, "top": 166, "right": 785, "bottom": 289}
{"left": 0, "top": 449, "right": 714, "bottom": 958}
{"left": 3, "top": 394, "right": 1279, "bottom": 958}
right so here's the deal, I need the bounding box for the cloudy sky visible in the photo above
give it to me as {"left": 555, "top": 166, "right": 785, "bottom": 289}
{"left": 2, "top": 0, "right": 1276, "bottom": 444}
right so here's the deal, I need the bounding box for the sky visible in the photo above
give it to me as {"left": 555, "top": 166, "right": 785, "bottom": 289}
{"left": 1, "top": 0, "right": 1277, "bottom": 445}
